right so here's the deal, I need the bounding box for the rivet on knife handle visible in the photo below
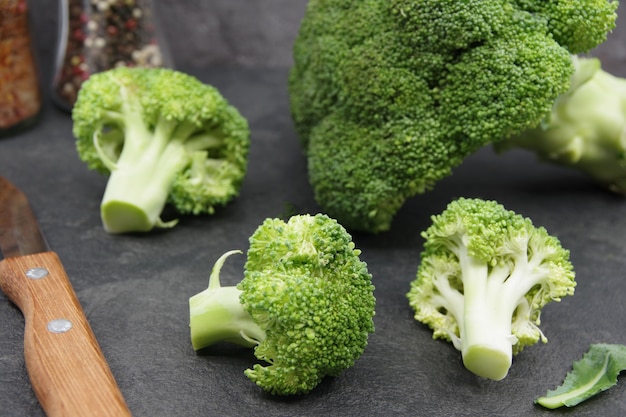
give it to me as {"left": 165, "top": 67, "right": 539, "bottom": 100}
{"left": 0, "top": 252, "right": 132, "bottom": 417}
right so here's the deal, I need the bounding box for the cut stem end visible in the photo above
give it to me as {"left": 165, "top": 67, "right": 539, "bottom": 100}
{"left": 462, "top": 344, "right": 512, "bottom": 381}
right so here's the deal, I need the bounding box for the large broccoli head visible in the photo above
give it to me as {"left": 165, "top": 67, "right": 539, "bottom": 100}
{"left": 72, "top": 67, "right": 250, "bottom": 233}
{"left": 288, "top": 0, "right": 618, "bottom": 233}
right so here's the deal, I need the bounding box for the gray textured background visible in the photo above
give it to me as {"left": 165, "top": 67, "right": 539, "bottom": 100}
{"left": 156, "top": 0, "right": 308, "bottom": 68}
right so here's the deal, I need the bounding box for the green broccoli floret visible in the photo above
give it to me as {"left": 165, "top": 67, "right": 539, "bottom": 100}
{"left": 496, "top": 56, "right": 626, "bottom": 193}
{"left": 288, "top": 0, "right": 617, "bottom": 233}
{"left": 189, "top": 214, "right": 376, "bottom": 395}
{"left": 72, "top": 67, "right": 250, "bottom": 233}
{"left": 407, "top": 198, "right": 575, "bottom": 381}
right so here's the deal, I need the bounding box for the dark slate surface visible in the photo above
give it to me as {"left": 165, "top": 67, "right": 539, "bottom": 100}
{"left": 1, "top": 2, "right": 625, "bottom": 416}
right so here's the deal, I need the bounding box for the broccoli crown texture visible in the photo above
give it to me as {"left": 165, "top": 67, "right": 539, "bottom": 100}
{"left": 189, "top": 214, "right": 376, "bottom": 395}
{"left": 496, "top": 57, "right": 626, "bottom": 193}
{"left": 288, "top": 0, "right": 617, "bottom": 233}
{"left": 72, "top": 67, "right": 250, "bottom": 233}
{"left": 241, "top": 214, "right": 376, "bottom": 394}
{"left": 407, "top": 198, "right": 575, "bottom": 381}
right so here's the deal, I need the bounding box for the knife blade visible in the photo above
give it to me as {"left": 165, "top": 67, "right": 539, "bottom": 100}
{"left": 0, "top": 176, "right": 132, "bottom": 417}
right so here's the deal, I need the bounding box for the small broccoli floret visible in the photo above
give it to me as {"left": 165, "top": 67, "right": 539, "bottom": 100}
{"left": 72, "top": 67, "right": 250, "bottom": 233}
{"left": 288, "top": 0, "right": 617, "bottom": 233}
{"left": 496, "top": 56, "right": 626, "bottom": 193}
{"left": 518, "top": 0, "right": 619, "bottom": 54}
{"left": 189, "top": 214, "right": 376, "bottom": 395}
{"left": 407, "top": 198, "right": 575, "bottom": 381}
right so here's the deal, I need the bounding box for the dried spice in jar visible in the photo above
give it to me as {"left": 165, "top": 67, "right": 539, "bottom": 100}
{"left": 0, "top": 0, "right": 42, "bottom": 137}
{"left": 51, "top": 0, "right": 171, "bottom": 111}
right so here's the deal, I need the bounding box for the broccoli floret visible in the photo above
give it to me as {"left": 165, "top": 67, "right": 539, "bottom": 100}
{"left": 72, "top": 67, "right": 250, "bottom": 233}
{"left": 189, "top": 214, "right": 376, "bottom": 395}
{"left": 288, "top": 0, "right": 617, "bottom": 233}
{"left": 407, "top": 198, "right": 575, "bottom": 381}
{"left": 496, "top": 56, "right": 626, "bottom": 193}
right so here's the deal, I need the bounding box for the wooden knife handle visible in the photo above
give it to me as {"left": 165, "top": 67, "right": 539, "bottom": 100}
{"left": 0, "top": 252, "right": 132, "bottom": 417}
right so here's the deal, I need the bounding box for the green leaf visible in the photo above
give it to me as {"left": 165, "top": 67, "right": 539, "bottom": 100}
{"left": 536, "top": 343, "right": 626, "bottom": 409}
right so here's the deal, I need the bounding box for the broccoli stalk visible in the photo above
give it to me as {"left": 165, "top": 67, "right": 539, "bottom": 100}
{"left": 189, "top": 250, "right": 265, "bottom": 349}
{"left": 189, "top": 214, "right": 376, "bottom": 395}
{"left": 98, "top": 99, "right": 190, "bottom": 232}
{"left": 452, "top": 240, "right": 562, "bottom": 379}
{"left": 407, "top": 198, "right": 576, "bottom": 381}
{"left": 496, "top": 56, "right": 626, "bottom": 193}
{"left": 72, "top": 67, "right": 250, "bottom": 233}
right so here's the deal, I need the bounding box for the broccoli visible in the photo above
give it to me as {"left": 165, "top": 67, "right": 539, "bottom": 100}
{"left": 72, "top": 67, "right": 250, "bottom": 234}
{"left": 188, "top": 214, "right": 376, "bottom": 395}
{"left": 496, "top": 56, "right": 626, "bottom": 193}
{"left": 406, "top": 198, "right": 575, "bottom": 381}
{"left": 288, "top": 0, "right": 617, "bottom": 233}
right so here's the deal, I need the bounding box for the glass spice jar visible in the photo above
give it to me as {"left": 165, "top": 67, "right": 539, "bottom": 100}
{"left": 0, "top": 0, "right": 42, "bottom": 137}
{"left": 51, "top": 0, "right": 171, "bottom": 111}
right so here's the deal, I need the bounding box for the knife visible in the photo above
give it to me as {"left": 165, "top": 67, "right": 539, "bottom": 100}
{"left": 0, "top": 176, "right": 132, "bottom": 416}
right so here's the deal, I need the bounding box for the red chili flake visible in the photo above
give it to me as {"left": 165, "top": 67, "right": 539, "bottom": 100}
{"left": 107, "top": 25, "right": 118, "bottom": 36}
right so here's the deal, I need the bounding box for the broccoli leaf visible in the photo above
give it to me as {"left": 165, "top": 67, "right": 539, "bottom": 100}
{"left": 536, "top": 343, "right": 626, "bottom": 409}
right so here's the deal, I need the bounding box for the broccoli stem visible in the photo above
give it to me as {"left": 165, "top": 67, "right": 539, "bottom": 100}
{"left": 99, "top": 110, "right": 192, "bottom": 233}
{"left": 189, "top": 250, "right": 265, "bottom": 350}
{"left": 460, "top": 243, "right": 553, "bottom": 380}
{"left": 498, "top": 57, "right": 626, "bottom": 193}
{"left": 458, "top": 256, "right": 515, "bottom": 380}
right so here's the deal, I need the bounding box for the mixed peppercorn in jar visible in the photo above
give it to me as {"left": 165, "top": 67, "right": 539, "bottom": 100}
{"left": 52, "top": 0, "right": 170, "bottom": 110}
